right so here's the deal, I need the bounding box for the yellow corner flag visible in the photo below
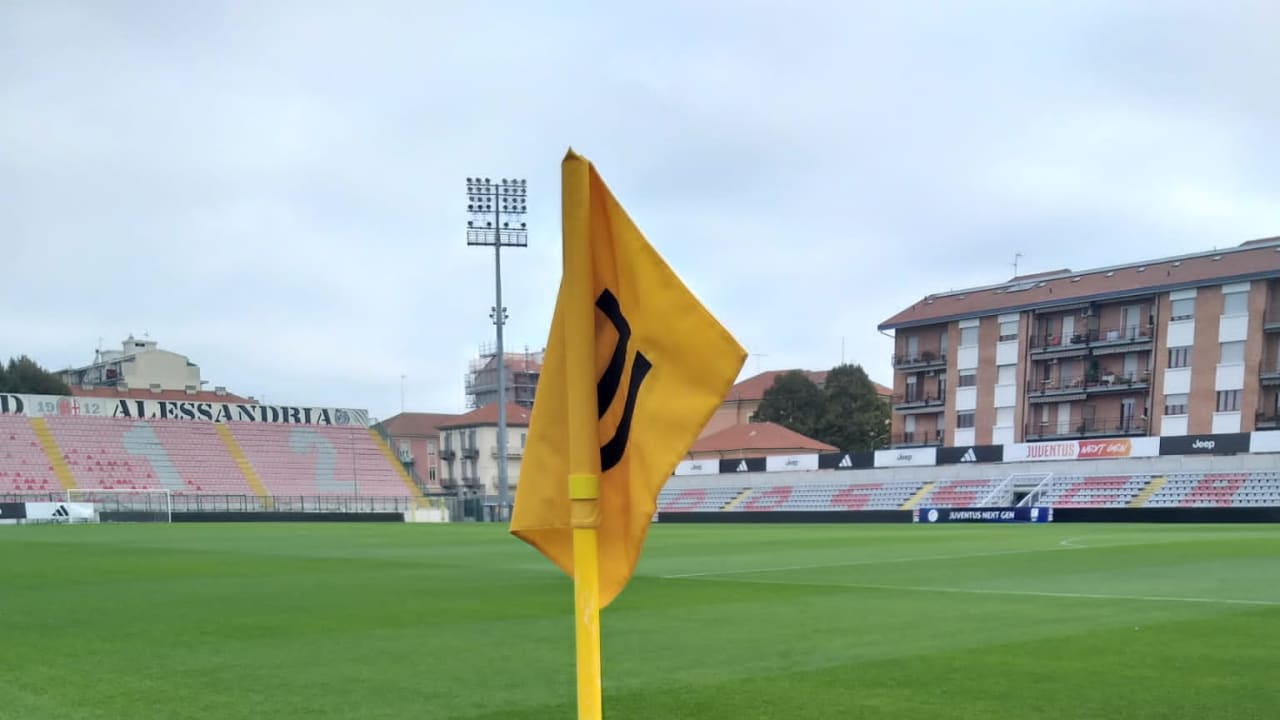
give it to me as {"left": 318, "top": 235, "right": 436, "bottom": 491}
{"left": 510, "top": 149, "right": 746, "bottom": 717}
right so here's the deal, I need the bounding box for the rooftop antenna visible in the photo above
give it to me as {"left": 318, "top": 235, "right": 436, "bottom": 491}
{"left": 1012, "top": 252, "right": 1024, "bottom": 278}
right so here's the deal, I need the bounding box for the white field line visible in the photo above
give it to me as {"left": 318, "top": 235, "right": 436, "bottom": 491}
{"left": 659, "top": 535, "right": 1217, "bottom": 580}
{"left": 661, "top": 545, "right": 1079, "bottom": 579}
{"left": 669, "top": 575, "right": 1280, "bottom": 608}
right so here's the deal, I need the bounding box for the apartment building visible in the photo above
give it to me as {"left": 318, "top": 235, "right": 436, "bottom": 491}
{"left": 437, "top": 403, "right": 530, "bottom": 496}
{"left": 879, "top": 237, "right": 1280, "bottom": 448}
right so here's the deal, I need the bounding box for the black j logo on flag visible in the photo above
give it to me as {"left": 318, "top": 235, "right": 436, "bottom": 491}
{"left": 595, "top": 290, "right": 653, "bottom": 472}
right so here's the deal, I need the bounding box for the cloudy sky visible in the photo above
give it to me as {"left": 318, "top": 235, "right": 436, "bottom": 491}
{"left": 4, "top": 1, "right": 1279, "bottom": 421}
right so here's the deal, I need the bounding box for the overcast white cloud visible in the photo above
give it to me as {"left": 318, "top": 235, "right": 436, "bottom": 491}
{"left": 3, "top": 0, "right": 1279, "bottom": 420}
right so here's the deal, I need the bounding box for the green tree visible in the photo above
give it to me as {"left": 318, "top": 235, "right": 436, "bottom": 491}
{"left": 1, "top": 355, "right": 71, "bottom": 395}
{"left": 815, "top": 364, "right": 890, "bottom": 452}
{"left": 752, "top": 370, "right": 824, "bottom": 437}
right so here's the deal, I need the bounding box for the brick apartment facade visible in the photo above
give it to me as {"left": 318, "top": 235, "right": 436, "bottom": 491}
{"left": 879, "top": 237, "right": 1280, "bottom": 448}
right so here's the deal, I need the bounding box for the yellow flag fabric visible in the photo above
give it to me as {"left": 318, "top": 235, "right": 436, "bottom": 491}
{"left": 510, "top": 151, "right": 746, "bottom": 607}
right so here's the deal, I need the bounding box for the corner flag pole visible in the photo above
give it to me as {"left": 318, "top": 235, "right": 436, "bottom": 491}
{"left": 562, "top": 151, "right": 604, "bottom": 719}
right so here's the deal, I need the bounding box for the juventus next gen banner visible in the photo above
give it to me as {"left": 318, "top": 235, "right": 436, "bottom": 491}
{"left": 914, "top": 507, "right": 1054, "bottom": 523}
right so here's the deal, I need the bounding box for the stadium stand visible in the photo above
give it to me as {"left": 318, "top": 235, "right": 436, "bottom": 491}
{"left": 0, "top": 415, "right": 413, "bottom": 497}
{"left": 1140, "top": 472, "right": 1280, "bottom": 508}
{"left": 720, "top": 481, "right": 928, "bottom": 512}
{"left": 1036, "top": 475, "right": 1153, "bottom": 508}
{"left": 910, "top": 477, "right": 1006, "bottom": 508}
{"left": 227, "top": 424, "right": 412, "bottom": 496}
{"left": 0, "top": 415, "right": 61, "bottom": 493}
{"left": 655, "top": 486, "right": 744, "bottom": 512}
{"left": 657, "top": 471, "right": 1280, "bottom": 512}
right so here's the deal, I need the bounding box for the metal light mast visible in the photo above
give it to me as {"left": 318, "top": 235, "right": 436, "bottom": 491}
{"left": 466, "top": 177, "right": 527, "bottom": 521}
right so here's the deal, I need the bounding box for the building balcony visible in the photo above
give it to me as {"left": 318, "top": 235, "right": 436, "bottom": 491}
{"left": 1262, "top": 368, "right": 1280, "bottom": 387}
{"left": 440, "top": 448, "right": 456, "bottom": 462}
{"left": 1026, "top": 372, "right": 1151, "bottom": 403}
{"left": 892, "top": 392, "right": 945, "bottom": 414}
{"left": 891, "top": 430, "right": 943, "bottom": 448}
{"left": 1024, "top": 416, "right": 1148, "bottom": 441}
{"left": 461, "top": 446, "right": 479, "bottom": 460}
{"left": 1257, "top": 413, "right": 1280, "bottom": 430}
{"left": 1030, "top": 325, "right": 1154, "bottom": 356}
{"left": 490, "top": 444, "right": 524, "bottom": 459}
{"left": 1265, "top": 311, "right": 1280, "bottom": 333}
{"left": 461, "top": 476, "right": 483, "bottom": 487}
{"left": 891, "top": 351, "right": 947, "bottom": 370}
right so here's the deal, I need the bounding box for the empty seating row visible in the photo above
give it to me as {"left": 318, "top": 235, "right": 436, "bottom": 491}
{"left": 656, "top": 486, "right": 744, "bottom": 512}
{"left": 0, "top": 415, "right": 411, "bottom": 497}
{"left": 1141, "top": 472, "right": 1280, "bottom": 508}
{"left": 655, "top": 471, "right": 1280, "bottom": 513}
{"left": 911, "top": 478, "right": 1006, "bottom": 508}
{"left": 728, "top": 481, "right": 928, "bottom": 511}
{"left": 1037, "top": 475, "right": 1152, "bottom": 508}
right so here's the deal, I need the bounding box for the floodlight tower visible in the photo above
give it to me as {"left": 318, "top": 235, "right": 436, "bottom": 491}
{"left": 466, "top": 177, "right": 528, "bottom": 521}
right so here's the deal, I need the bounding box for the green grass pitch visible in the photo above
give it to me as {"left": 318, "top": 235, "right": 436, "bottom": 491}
{"left": 2, "top": 522, "right": 1278, "bottom": 719}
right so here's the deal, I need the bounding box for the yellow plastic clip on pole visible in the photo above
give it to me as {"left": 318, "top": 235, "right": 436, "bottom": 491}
{"left": 562, "top": 150, "right": 603, "bottom": 720}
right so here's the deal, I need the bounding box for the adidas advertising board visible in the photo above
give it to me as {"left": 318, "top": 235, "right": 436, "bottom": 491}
{"left": 936, "top": 445, "right": 1003, "bottom": 465}
{"left": 23, "top": 502, "right": 96, "bottom": 521}
{"left": 719, "top": 457, "right": 766, "bottom": 473}
{"left": 913, "top": 506, "right": 1053, "bottom": 523}
{"left": 816, "top": 452, "right": 874, "bottom": 470}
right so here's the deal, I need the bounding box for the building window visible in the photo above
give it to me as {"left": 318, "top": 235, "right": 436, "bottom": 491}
{"left": 995, "top": 407, "right": 1014, "bottom": 427}
{"left": 1170, "top": 298, "right": 1195, "bottom": 321}
{"left": 1223, "top": 290, "right": 1248, "bottom": 316}
{"left": 1164, "top": 394, "right": 1188, "bottom": 416}
{"left": 1216, "top": 390, "right": 1241, "bottom": 413}
{"left": 998, "top": 319, "right": 1018, "bottom": 342}
{"left": 960, "top": 327, "right": 978, "bottom": 347}
{"left": 1220, "top": 341, "right": 1245, "bottom": 365}
{"left": 1168, "top": 347, "right": 1190, "bottom": 369}
{"left": 997, "top": 365, "right": 1015, "bottom": 386}
{"left": 428, "top": 468, "right": 436, "bottom": 482}
{"left": 428, "top": 439, "right": 437, "bottom": 454}
{"left": 521, "top": 432, "right": 526, "bottom": 448}
{"left": 958, "top": 371, "right": 977, "bottom": 388}
{"left": 956, "top": 411, "right": 975, "bottom": 429}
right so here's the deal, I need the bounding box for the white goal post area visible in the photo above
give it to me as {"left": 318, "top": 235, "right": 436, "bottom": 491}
{"left": 66, "top": 489, "right": 173, "bottom": 523}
